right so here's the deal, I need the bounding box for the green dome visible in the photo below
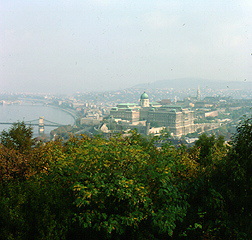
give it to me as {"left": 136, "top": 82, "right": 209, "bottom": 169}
{"left": 140, "top": 92, "right": 149, "bottom": 100}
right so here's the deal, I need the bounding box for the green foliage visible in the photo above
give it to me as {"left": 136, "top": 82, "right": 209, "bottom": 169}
{"left": 0, "top": 128, "right": 188, "bottom": 239}
{"left": 50, "top": 125, "right": 74, "bottom": 140}
{"left": 217, "top": 117, "right": 252, "bottom": 236}
{"left": 0, "top": 122, "right": 34, "bottom": 153}
{"left": 65, "top": 134, "right": 187, "bottom": 238}
{"left": 194, "top": 133, "right": 227, "bottom": 167}
{"left": 232, "top": 117, "right": 252, "bottom": 175}
{"left": 159, "top": 127, "right": 171, "bottom": 139}
{"left": 1, "top": 120, "right": 252, "bottom": 239}
{"left": 228, "top": 106, "right": 252, "bottom": 120}
{"left": 0, "top": 145, "right": 31, "bottom": 181}
{"left": 0, "top": 179, "right": 72, "bottom": 240}
{"left": 174, "top": 120, "right": 252, "bottom": 239}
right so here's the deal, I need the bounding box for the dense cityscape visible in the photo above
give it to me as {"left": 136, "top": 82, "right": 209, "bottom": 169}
{"left": 1, "top": 83, "right": 251, "bottom": 144}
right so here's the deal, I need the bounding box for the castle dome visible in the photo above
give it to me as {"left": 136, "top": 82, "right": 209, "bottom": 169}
{"left": 140, "top": 92, "right": 149, "bottom": 100}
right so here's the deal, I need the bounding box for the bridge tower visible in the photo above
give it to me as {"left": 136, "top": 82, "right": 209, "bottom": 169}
{"left": 38, "top": 117, "right": 45, "bottom": 135}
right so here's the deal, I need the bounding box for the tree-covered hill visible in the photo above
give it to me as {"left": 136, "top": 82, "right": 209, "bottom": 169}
{"left": 0, "top": 120, "right": 251, "bottom": 239}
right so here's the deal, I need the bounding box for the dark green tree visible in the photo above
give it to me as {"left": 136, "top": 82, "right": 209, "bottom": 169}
{"left": 194, "top": 133, "right": 226, "bottom": 167}
{"left": 173, "top": 133, "right": 229, "bottom": 239}
{"left": 177, "top": 118, "right": 252, "bottom": 239}
{"left": 0, "top": 122, "right": 34, "bottom": 153}
{"left": 219, "top": 116, "right": 252, "bottom": 236}
{"left": 232, "top": 117, "right": 252, "bottom": 177}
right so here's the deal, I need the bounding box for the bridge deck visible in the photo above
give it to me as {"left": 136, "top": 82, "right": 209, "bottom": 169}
{"left": 0, "top": 118, "right": 65, "bottom": 127}
{"left": 0, "top": 122, "right": 63, "bottom": 127}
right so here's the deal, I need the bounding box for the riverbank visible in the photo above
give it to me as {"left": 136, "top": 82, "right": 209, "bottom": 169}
{"left": 0, "top": 104, "right": 75, "bottom": 136}
{"left": 48, "top": 105, "right": 79, "bottom": 123}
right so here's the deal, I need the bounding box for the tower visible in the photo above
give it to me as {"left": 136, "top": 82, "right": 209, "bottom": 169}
{"left": 197, "top": 86, "right": 201, "bottom": 101}
{"left": 140, "top": 92, "right": 150, "bottom": 107}
{"left": 38, "top": 116, "right": 45, "bottom": 135}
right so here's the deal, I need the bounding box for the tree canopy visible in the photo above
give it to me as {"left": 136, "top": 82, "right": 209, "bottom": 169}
{"left": 0, "top": 122, "right": 34, "bottom": 153}
{"left": 0, "top": 119, "right": 251, "bottom": 239}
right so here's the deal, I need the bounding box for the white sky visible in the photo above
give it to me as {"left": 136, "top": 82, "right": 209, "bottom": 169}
{"left": 1, "top": 0, "right": 252, "bottom": 93}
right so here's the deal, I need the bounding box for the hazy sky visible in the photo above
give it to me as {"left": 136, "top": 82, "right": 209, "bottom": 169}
{"left": 1, "top": 0, "right": 252, "bottom": 94}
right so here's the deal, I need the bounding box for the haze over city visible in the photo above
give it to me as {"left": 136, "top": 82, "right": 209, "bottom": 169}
{"left": 1, "top": 0, "right": 252, "bottom": 94}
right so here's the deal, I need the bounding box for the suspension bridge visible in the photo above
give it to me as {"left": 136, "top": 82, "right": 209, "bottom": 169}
{"left": 0, "top": 117, "right": 66, "bottom": 135}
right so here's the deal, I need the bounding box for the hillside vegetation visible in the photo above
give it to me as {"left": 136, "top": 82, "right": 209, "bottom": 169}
{"left": 0, "top": 119, "right": 251, "bottom": 239}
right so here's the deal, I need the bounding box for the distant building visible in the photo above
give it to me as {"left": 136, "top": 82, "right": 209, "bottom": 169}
{"left": 197, "top": 86, "right": 201, "bottom": 100}
{"left": 110, "top": 92, "right": 195, "bottom": 137}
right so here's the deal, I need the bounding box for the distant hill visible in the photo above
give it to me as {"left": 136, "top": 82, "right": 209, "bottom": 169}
{"left": 133, "top": 78, "right": 252, "bottom": 90}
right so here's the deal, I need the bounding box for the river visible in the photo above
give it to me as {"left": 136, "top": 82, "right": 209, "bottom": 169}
{"left": 0, "top": 103, "right": 75, "bottom": 137}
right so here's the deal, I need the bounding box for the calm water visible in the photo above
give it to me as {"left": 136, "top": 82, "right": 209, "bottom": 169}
{"left": 0, "top": 104, "right": 75, "bottom": 136}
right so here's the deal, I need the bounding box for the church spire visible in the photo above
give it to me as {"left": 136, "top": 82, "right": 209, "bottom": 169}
{"left": 197, "top": 86, "right": 201, "bottom": 100}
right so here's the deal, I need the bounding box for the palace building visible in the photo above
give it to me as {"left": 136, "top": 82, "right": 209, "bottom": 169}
{"left": 110, "top": 92, "right": 195, "bottom": 137}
